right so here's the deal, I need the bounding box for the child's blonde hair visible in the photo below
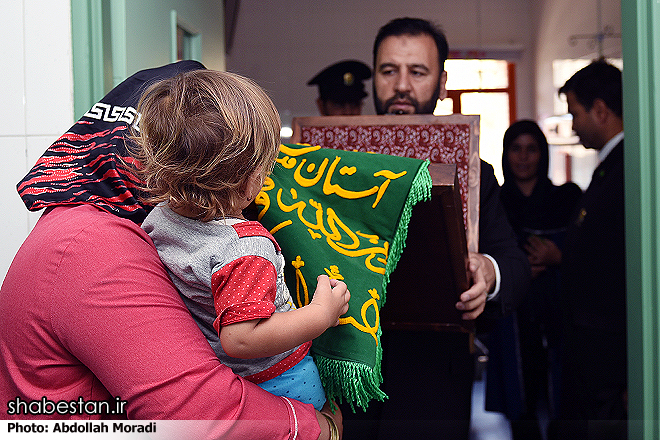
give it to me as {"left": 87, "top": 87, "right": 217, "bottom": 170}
{"left": 130, "top": 69, "right": 281, "bottom": 221}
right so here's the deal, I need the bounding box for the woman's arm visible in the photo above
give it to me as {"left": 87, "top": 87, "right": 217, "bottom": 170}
{"left": 43, "top": 206, "right": 323, "bottom": 439}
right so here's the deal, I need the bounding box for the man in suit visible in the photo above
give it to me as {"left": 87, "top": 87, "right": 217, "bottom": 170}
{"left": 557, "top": 60, "right": 626, "bottom": 440}
{"left": 341, "top": 17, "right": 530, "bottom": 440}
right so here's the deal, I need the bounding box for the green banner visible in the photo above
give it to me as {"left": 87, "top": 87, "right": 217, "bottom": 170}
{"left": 255, "top": 144, "right": 431, "bottom": 410}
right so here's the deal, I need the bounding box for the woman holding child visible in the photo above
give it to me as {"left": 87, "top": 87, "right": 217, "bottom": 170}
{"left": 0, "top": 62, "right": 344, "bottom": 440}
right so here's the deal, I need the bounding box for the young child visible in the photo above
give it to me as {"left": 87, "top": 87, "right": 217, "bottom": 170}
{"left": 131, "top": 69, "right": 350, "bottom": 410}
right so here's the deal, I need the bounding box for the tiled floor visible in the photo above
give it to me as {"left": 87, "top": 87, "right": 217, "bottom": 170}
{"left": 469, "top": 377, "right": 513, "bottom": 440}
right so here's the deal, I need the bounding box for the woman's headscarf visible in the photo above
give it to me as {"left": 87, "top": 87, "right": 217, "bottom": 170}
{"left": 501, "top": 119, "right": 549, "bottom": 183}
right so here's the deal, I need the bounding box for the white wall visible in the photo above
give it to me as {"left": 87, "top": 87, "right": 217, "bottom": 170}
{"left": 123, "top": 1, "right": 226, "bottom": 76}
{"left": 535, "top": 0, "right": 622, "bottom": 121}
{"left": 535, "top": 0, "right": 621, "bottom": 187}
{"left": 0, "top": 0, "right": 226, "bottom": 283}
{"left": 0, "top": 0, "right": 623, "bottom": 283}
{"left": 225, "top": 0, "right": 538, "bottom": 127}
{"left": 0, "top": 0, "right": 74, "bottom": 282}
{"left": 225, "top": 0, "right": 620, "bottom": 127}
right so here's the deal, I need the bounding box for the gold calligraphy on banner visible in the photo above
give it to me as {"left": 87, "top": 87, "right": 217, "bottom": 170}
{"left": 339, "top": 288, "right": 380, "bottom": 345}
{"left": 256, "top": 144, "right": 408, "bottom": 275}
{"left": 255, "top": 144, "right": 409, "bottom": 344}
{"left": 278, "top": 144, "right": 407, "bottom": 209}
{"left": 291, "top": 255, "right": 380, "bottom": 345}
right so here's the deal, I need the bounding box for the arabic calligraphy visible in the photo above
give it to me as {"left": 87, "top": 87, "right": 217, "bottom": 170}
{"left": 291, "top": 255, "right": 309, "bottom": 309}
{"left": 292, "top": 257, "right": 379, "bottom": 345}
{"left": 256, "top": 144, "right": 409, "bottom": 275}
{"left": 339, "top": 288, "right": 380, "bottom": 345}
{"left": 254, "top": 144, "right": 417, "bottom": 343}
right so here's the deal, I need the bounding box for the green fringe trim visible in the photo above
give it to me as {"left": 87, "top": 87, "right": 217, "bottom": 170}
{"left": 381, "top": 160, "right": 433, "bottom": 304}
{"left": 315, "top": 160, "right": 431, "bottom": 412}
{"left": 314, "top": 332, "right": 387, "bottom": 412}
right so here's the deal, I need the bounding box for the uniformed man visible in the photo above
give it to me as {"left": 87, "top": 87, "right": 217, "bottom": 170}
{"left": 308, "top": 60, "right": 372, "bottom": 116}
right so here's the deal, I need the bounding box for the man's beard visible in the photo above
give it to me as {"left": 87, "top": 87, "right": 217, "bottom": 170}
{"left": 374, "top": 81, "right": 440, "bottom": 115}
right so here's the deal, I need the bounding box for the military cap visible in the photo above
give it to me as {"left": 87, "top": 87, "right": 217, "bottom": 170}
{"left": 307, "top": 60, "right": 372, "bottom": 104}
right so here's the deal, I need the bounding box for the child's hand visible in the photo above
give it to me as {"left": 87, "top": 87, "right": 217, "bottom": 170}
{"left": 310, "top": 275, "right": 350, "bottom": 328}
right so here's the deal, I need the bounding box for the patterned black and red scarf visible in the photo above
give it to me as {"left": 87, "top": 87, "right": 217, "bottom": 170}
{"left": 17, "top": 60, "right": 205, "bottom": 224}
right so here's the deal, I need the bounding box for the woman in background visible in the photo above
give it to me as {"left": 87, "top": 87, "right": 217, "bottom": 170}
{"left": 485, "top": 120, "right": 582, "bottom": 440}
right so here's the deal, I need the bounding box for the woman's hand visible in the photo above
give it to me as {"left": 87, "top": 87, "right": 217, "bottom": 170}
{"left": 524, "top": 235, "right": 562, "bottom": 277}
{"left": 316, "top": 400, "right": 343, "bottom": 440}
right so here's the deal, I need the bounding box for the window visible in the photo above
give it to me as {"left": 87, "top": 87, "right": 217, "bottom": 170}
{"left": 435, "top": 59, "right": 516, "bottom": 183}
